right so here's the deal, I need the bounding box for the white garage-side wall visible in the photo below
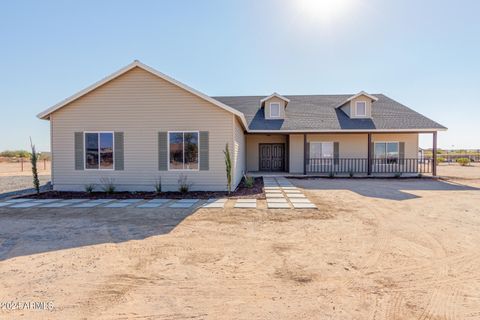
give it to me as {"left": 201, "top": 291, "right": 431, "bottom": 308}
{"left": 51, "top": 67, "right": 235, "bottom": 192}
{"left": 233, "top": 117, "right": 246, "bottom": 188}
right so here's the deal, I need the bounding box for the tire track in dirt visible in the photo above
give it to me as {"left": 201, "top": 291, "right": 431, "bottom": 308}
{"left": 343, "top": 204, "right": 392, "bottom": 289}
{"left": 385, "top": 292, "right": 404, "bottom": 320}
{"left": 342, "top": 201, "right": 454, "bottom": 320}
{"left": 368, "top": 202, "right": 478, "bottom": 320}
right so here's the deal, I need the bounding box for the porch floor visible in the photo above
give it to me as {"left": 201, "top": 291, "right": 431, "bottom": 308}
{"left": 247, "top": 171, "right": 427, "bottom": 178}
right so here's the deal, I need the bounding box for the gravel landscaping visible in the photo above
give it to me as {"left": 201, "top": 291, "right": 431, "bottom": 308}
{"left": 0, "top": 174, "right": 51, "bottom": 198}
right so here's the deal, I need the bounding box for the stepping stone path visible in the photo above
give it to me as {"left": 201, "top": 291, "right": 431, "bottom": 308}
{"left": 104, "top": 199, "right": 142, "bottom": 208}
{"left": 264, "top": 177, "right": 317, "bottom": 209}
{"left": 169, "top": 199, "right": 199, "bottom": 208}
{"left": 40, "top": 199, "right": 87, "bottom": 208}
{"left": 137, "top": 199, "right": 171, "bottom": 208}
{"left": 72, "top": 199, "right": 114, "bottom": 208}
{"left": 0, "top": 177, "right": 316, "bottom": 210}
{"left": 202, "top": 199, "right": 227, "bottom": 208}
{"left": 234, "top": 199, "right": 257, "bottom": 208}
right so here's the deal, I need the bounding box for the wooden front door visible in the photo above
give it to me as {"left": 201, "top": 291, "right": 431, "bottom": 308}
{"left": 259, "top": 144, "right": 285, "bottom": 171}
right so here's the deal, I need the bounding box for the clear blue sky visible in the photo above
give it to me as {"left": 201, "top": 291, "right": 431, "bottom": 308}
{"left": 1, "top": 0, "right": 479, "bottom": 152}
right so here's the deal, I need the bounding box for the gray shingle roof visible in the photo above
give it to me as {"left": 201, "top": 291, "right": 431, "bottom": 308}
{"left": 213, "top": 94, "right": 446, "bottom": 131}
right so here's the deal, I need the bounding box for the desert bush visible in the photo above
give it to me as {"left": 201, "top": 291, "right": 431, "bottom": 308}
{"left": 243, "top": 174, "right": 254, "bottom": 188}
{"left": 394, "top": 172, "right": 402, "bottom": 178}
{"left": 154, "top": 177, "right": 162, "bottom": 193}
{"left": 84, "top": 184, "right": 95, "bottom": 193}
{"left": 456, "top": 158, "right": 471, "bottom": 166}
{"left": 100, "top": 177, "right": 116, "bottom": 194}
{"left": 0, "top": 150, "right": 31, "bottom": 158}
{"left": 178, "top": 174, "right": 191, "bottom": 193}
{"left": 437, "top": 157, "right": 446, "bottom": 163}
{"left": 349, "top": 170, "right": 354, "bottom": 178}
{"left": 328, "top": 172, "right": 334, "bottom": 178}
{"left": 38, "top": 152, "right": 51, "bottom": 161}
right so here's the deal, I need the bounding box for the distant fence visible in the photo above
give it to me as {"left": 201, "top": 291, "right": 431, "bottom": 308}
{"left": 0, "top": 159, "right": 51, "bottom": 174}
{"left": 421, "top": 149, "right": 480, "bottom": 163}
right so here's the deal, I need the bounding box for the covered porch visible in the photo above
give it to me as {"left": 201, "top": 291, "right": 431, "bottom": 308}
{"left": 245, "top": 132, "right": 439, "bottom": 176}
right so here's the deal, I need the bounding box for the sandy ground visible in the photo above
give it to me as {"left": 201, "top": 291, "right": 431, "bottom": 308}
{"left": 437, "top": 162, "right": 480, "bottom": 179}
{"left": 0, "top": 175, "right": 51, "bottom": 196}
{"left": 0, "top": 177, "right": 479, "bottom": 319}
{"left": 0, "top": 161, "right": 51, "bottom": 197}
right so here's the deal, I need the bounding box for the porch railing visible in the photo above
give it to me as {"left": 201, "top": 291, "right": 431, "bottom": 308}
{"left": 307, "top": 158, "right": 432, "bottom": 174}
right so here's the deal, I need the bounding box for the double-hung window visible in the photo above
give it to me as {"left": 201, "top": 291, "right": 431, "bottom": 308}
{"left": 374, "top": 142, "right": 399, "bottom": 164}
{"left": 355, "top": 101, "right": 367, "bottom": 117}
{"left": 310, "top": 142, "right": 334, "bottom": 159}
{"left": 85, "top": 132, "right": 114, "bottom": 170}
{"left": 169, "top": 131, "right": 199, "bottom": 170}
{"left": 269, "top": 103, "right": 281, "bottom": 118}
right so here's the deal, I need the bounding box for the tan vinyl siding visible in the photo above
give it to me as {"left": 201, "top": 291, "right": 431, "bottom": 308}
{"left": 288, "top": 134, "right": 304, "bottom": 173}
{"left": 307, "top": 134, "right": 369, "bottom": 158}
{"left": 246, "top": 134, "right": 287, "bottom": 171}
{"left": 233, "top": 117, "right": 246, "bottom": 187}
{"left": 51, "top": 67, "right": 234, "bottom": 191}
{"left": 264, "top": 97, "right": 286, "bottom": 120}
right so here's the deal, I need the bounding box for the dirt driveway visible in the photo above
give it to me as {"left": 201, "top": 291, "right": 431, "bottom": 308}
{"left": 0, "top": 178, "right": 479, "bottom": 319}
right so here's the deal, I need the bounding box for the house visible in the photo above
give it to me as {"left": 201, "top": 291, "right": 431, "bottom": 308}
{"left": 37, "top": 61, "right": 446, "bottom": 192}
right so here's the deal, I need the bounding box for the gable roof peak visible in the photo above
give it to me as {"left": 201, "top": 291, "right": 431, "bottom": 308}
{"left": 37, "top": 61, "right": 248, "bottom": 129}
{"left": 260, "top": 92, "right": 290, "bottom": 107}
{"left": 335, "top": 91, "right": 379, "bottom": 108}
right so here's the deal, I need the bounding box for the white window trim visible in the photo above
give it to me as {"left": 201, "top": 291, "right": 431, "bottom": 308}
{"left": 83, "top": 131, "right": 115, "bottom": 171}
{"left": 355, "top": 101, "right": 367, "bottom": 117}
{"left": 167, "top": 131, "right": 200, "bottom": 171}
{"left": 374, "top": 141, "right": 400, "bottom": 164}
{"left": 310, "top": 141, "right": 334, "bottom": 159}
{"left": 269, "top": 102, "right": 281, "bottom": 118}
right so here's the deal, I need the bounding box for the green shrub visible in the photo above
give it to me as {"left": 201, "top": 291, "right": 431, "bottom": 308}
{"left": 437, "top": 157, "right": 446, "bottom": 163}
{"left": 100, "top": 177, "right": 116, "bottom": 194}
{"left": 154, "top": 177, "right": 162, "bottom": 193}
{"left": 394, "top": 172, "right": 402, "bottom": 178}
{"left": 243, "top": 174, "right": 254, "bottom": 188}
{"left": 349, "top": 170, "right": 354, "bottom": 178}
{"left": 29, "top": 139, "right": 40, "bottom": 194}
{"left": 224, "top": 144, "right": 232, "bottom": 193}
{"left": 328, "top": 172, "right": 334, "bottom": 178}
{"left": 456, "top": 158, "right": 471, "bottom": 166}
{"left": 178, "top": 174, "right": 190, "bottom": 193}
{"left": 84, "top": 184, "right": 95, "bottom": 193}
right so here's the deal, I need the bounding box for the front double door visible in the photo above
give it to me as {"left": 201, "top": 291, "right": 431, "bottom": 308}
{"left": 259, "top": 144, "right": 285, "bottom": 172}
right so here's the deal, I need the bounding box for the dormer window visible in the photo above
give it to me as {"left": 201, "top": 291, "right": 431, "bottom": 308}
{"left": 270, "top": 103, "right": 281, "bottom": 118}
{"left": 261, "top": 93, "right": 289, "bottom": 120}
{"left": 336, "top": 91, "right": 377, "bottom": 119}
{"left": 355, "top": 101, "right": 367, "bottom": 117}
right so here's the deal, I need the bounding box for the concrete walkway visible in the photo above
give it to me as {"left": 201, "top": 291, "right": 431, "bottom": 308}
{"left": 0, "top": 178, "right": 317, "bottom": 210}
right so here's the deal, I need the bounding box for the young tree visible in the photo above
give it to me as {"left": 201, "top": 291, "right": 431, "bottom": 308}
{"left": 30, "top": 137, "right": 40, "bottom": 194}
{"left": 224, "top": 143, "right": 232, "bottom": 194}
